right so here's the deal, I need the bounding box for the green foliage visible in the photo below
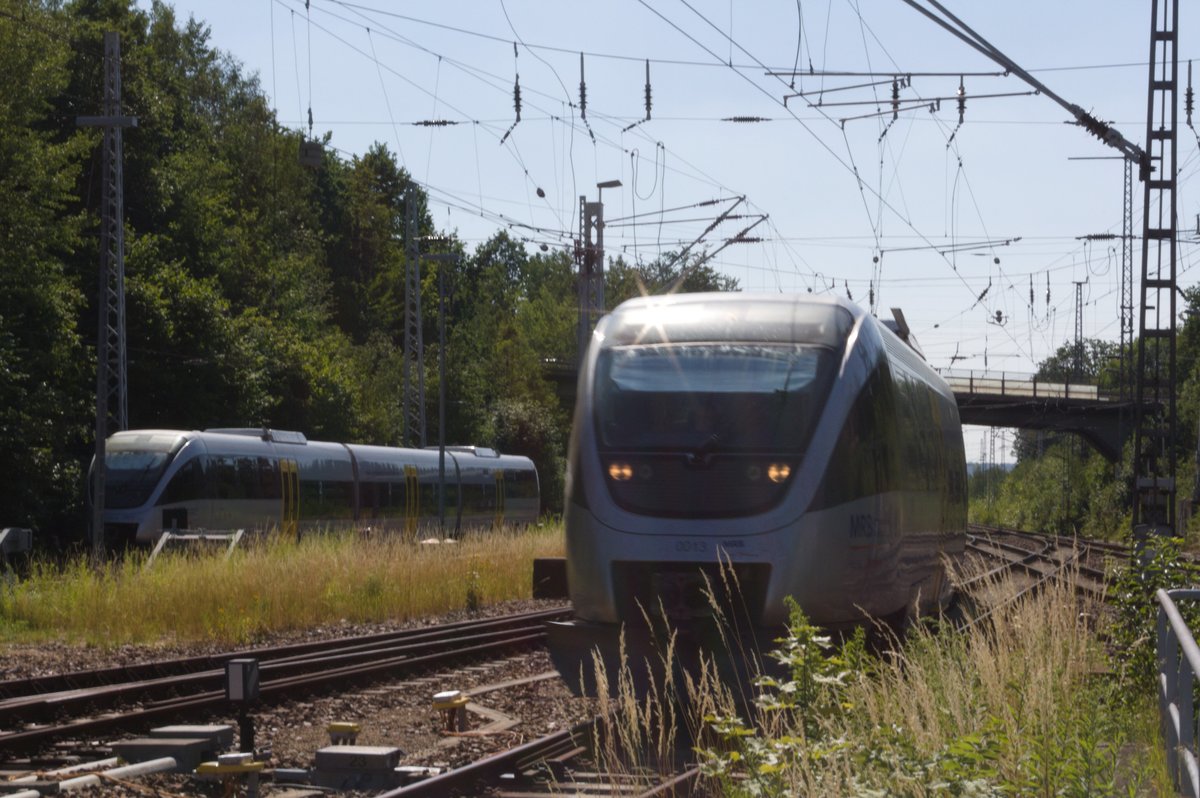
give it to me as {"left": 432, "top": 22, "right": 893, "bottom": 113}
{"left": 969, "top": 437, "right": 1129, "bottom": 539}
{"left": 697, "top": 600, "right": 856, "bottom": 795}
{"left": 2, "top": 4, "right": 584, "bottom": 537}
{"left": 606, "top": 251, "right": 740, "bottom": 308}
{"left": 1110, "top": 536, "right": 1200, "bottom": 690}
{"left": 0, "top": 1, "right": 91, "bottom": 534}
{"left": 696, "top": 595, "right": 1152, "bottom": 797}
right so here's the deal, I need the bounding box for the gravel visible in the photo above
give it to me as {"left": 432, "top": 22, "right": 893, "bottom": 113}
{"left": 0, "top": 599, "right": 599, "bottom": 797}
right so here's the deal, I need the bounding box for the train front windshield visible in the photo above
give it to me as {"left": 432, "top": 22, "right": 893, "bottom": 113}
{"left": 103, "top": 433, "right": 184, "bottom": 509}
{"left": 595, "top": 343, "right": 835, "bottom": 453}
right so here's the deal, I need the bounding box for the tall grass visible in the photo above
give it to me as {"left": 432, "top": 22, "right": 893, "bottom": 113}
{"left": 590, "top": 570, "right": 1170, "bottom": 796}
{"left": 0, "top": 524, "right": 563, "bottom": 647}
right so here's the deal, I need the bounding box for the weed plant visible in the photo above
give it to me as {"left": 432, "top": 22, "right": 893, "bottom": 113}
{"left": 0, "top": 523, "right": 563, "bottom": 646}
{"left": 590, "top": 569, "right": 1169, "bottom": 796}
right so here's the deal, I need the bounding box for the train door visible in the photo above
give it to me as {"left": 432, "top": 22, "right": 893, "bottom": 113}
{"left": 404, "top": 465, "right": 419, "bottom": 538}
{"left": 280, "top": 458, "right": 300, "bottom": 540}
{"left": 494, "top": 470, "right": 505, "bottom": 528}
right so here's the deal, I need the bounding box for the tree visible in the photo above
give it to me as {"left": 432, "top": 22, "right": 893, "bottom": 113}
{"left": 0, "top": 2, "right": 92, "bottom": 535}
{"left": 607, "top": 250, "right": 740, "bottom": 308}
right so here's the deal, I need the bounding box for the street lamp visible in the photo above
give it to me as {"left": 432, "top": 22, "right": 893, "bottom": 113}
{"left": 577, "top": 180, "right": 622, "bottom": 365}
{"left": 596, "top": 178, "right": 622, "bottom": 202}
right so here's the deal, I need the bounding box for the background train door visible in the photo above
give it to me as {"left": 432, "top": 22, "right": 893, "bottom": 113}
{"left": 280, "top": 458, "right": 299, "bottom": 540}
{"left": 404, "top": 465, "right": 419, "bottom": 537}
{"left": 494, "top": 470, "right": 505, "bottom": 528}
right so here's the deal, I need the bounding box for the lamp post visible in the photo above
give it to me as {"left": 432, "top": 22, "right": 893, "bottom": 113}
{"left": 577, "top": 179, "right": 621, "bottom": 366}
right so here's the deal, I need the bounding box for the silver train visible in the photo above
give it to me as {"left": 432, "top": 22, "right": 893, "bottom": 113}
{"left": 550, "top": 293, "right": 966, "bottom": 689}
{"left": 97, "top": 428, "right": 539, "bottom": 546}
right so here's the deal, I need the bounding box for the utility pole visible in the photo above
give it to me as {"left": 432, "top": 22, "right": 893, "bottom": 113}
{"left": 1121, "top": 158, "right": 1134, "bottom": 403}
{"left": 1133, "top": 0, "right": 1180, "bottom": 544}
{"left": 1072, "top": 279, "right": 1088, "bottom": 381}
{"left": 78, "top": 32, "right": 136, "bottom": 563}
{"left": 402, "top": 193, "right": 426, "bottom": 449}
{"left": 576, "top": 180, "right": 621, "bottom": 365}
{"left": 421, "top": 251, "right": 457, "bottom": 535}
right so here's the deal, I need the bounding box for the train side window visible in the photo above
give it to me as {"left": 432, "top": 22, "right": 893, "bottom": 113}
{"left": 213, "top": 456, "right": 241, "bottom": 500}
{"left": 159, "top": 457, "right": 206, "bottom": 505}
{"left": 508, "top": 470, "right": 536, "bottom": 499}
{"left": 236, "top": 456, "right": 259, "bottom": 498}
{"left": 258, "top": 457, "right": 280, "bottom": 500}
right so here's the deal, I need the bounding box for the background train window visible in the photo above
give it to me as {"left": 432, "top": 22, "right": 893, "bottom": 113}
{"left": 236, "top": 456, "right": 259, "bottom": 498}
{"left": 507, "top": 469, "right": 538, "bottom": 499}
{"left": 299, "top": 479, "right": 355, "bottom": 519}
{"left": 258, "top": 457, "right": 280, "bottom": 500}
{"left": 419, "top": 481, "right": 449, "bottom": 514}
{"left": 211, "top": 455, "right": 242, "bottom": 500}
{"left": 361, "top": 480, "right": 408, "bottom": 520}
{"left": 158, "top": 457, "right": 206, "bottom": 505}
{"left": 462, "top": 481, "right": 493, "bottom": 513}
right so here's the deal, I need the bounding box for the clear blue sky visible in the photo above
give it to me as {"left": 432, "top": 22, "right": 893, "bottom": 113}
{"left": 140, "top": 1, "right": 1200, "bottom": 463}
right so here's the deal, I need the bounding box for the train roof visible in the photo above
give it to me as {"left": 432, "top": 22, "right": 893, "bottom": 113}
{"left": 601, "top": 292, "right": 859, "bottom": 348}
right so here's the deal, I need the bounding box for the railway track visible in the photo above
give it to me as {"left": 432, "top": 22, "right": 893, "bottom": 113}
{"left": 380, "top": 713, "right": 701, "bottom": 798}
{"left": 0, "top": 606, "right": 570, "bottom": 753}
{"left": 3, "top": 524, "right": 1129, "bottom": 796}
{"left": 960, "top": 523, "right": 1124, "bottom": 606}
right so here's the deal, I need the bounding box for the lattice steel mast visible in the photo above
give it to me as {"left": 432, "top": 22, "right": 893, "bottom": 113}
{"left": 77, "top": 32, "right": 136, "bottom": 559}
{"left": 1133, "top": 0, "right": 1180, "bottom": 541}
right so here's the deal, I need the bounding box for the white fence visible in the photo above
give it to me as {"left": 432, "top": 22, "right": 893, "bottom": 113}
{"left": 1157, "top": 588, "right": 1200, "bottom": 796}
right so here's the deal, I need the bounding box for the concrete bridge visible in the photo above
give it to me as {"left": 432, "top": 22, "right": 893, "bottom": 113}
{"left": 937, "top": 369, "right": 1133, "bottom": 461}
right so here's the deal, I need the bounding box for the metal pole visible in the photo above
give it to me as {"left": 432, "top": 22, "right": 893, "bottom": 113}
{"left": 78, "top": 31, "right": 137, "bottom": 563}
{"left": 438, "top": 263, "right": 447, "bottom": 534}
{"left": 403, "top": 194, "right": 426, "bottom": 448}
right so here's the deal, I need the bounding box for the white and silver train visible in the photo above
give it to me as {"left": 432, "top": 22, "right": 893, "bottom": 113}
{"left": 549, "top": 292, "right": 966, "bottom": 690}
{"left": 96, "top": 428, "right": 539, "bottom": 546}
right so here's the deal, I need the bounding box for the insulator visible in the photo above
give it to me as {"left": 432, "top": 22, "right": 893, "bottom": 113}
{"left": 722, "top": 116, "right": 770, "bottom": 123}
{"left": 579, "top": 53, "right": 587, "bottom": 119}
{"left": 1187, "top": 60, "right": 1194, "bottom": 125}
{"left": 644, "top": 59, "right": 652, "bottom": 120}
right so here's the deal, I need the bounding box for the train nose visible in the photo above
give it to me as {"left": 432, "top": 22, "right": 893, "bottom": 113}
{"left": 611, "top": 561, "right": 773, "bottom": 626}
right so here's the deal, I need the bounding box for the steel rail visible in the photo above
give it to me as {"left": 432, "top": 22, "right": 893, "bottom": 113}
{"left": 0, "top": 611, "right": 567, "bottom": 752}
{"left": 379, "top": 711, "right": 700, "bottom": 798}
{"left": 0, "top": 606, "right": 570, "bottom": 700}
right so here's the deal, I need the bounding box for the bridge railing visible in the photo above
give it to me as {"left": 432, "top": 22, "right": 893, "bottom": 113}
{"left": 936, "top": 369, "right": 1104, "bottom": 401}
{"left": 1157, "top": 588, "right": 1200, "bottom": 797}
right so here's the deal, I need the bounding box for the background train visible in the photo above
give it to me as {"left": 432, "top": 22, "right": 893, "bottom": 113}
{"left": 97, "top": 428, "right": 539, "bottom": 547}
{"left": 549, "top": 292, "right": 967, "bottom": 691}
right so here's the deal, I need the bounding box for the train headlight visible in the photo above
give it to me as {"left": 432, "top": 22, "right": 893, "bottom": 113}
{"left": 746, "top": 465, "right": 762, "bottom": 481}
{"left": 767, "top": 463, "right": 791, "bottom": 483}
{"left": 608, "top": 462, "right": 634, "bottom": 482}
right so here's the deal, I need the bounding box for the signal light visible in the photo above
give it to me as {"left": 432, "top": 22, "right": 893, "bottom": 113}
{"left": 767, "top": 463, "right": 791, "bottom": 483}
{"left": 608, "top": 462, "right": 634, "bottom": 482}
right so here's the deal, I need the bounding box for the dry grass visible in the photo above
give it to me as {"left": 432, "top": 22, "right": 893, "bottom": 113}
{"left": 0, "top": 523, "right": 563, "bottom": 647}
{"left": 589, "top": 569, "right": 1171, "bottom": 796}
